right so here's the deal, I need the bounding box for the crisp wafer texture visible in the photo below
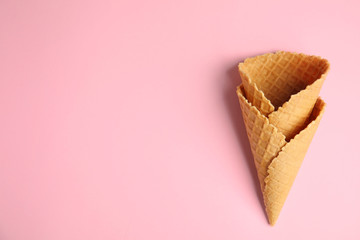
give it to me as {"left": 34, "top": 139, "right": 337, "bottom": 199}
{"left": 239, "top": 51, "right": 329, "bottom": 140}
{"left": 237, "top": 86, "right": 286, "bottom": 192}
{"left": 236, "top": 51, "right": 328, "bottom": 225}
{"left": 264, "top": 98, "right": 325, "bottom": 225}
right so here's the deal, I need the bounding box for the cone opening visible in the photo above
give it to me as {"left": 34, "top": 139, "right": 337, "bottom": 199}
{"left": 240, "top": 52, "right": 329, "bottom": 109}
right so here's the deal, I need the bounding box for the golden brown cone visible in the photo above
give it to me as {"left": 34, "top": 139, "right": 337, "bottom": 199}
{"left": 239, "top": 51, "right": 329, "bottom": 140}
{"left": 264, "top": 98, "right": 325, "bottom": 225}
{"left": 236, "top": 51, "right": 329, "bottom": 225}
{"left": 237, "top": 86, "right": 326, "bottom": 225}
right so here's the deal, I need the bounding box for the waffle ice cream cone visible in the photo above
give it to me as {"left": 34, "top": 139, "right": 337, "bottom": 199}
{"left": 236, "top": 51, "right": 329, "bottom": 225}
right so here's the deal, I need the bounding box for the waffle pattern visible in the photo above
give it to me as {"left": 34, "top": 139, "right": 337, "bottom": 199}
{"left": 240, "top": 72, "right": 274, "bottom": 117}
{"left": 237, "top": 86, "right": 286, "bottom": 191}
{"left": 236, "top": 51, "right": 329, "bottom": 225}
{"left": 264, "top": 99, "right": 325, "bottom": 225}
{"left": 239, "top": 51, "right": 329, "bottom": 140}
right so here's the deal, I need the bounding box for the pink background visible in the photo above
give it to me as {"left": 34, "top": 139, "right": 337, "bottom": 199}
{"left": 1, "top": 0, "right": 359, "bottom": 239}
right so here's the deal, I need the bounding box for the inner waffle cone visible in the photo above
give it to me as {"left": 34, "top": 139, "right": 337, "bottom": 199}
{"left": 239, "top": 51, "right": 329, "bottom": 140}
{"left": 236, "top": 51, "right": 329, "bottom": 225}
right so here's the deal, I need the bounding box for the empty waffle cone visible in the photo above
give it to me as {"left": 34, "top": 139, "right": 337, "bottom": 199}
{"left": 236, "top": 52, "right": 329, "bottom": 225}
{"left": 239, "top": 51, "right": 329, "bottom": 140}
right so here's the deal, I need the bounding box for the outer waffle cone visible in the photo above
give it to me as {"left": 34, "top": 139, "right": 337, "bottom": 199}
{"left": 237, "top": 86, "right": 326, "bottom": 225}
{"left": 239, "top": 51, "right": 329, "bottom": 140}
{"left": 264, "top": 98, "right": 325, "bottom": 225}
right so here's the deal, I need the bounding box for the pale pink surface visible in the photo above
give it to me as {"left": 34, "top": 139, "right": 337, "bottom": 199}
{"left": 0, "top": 0, "right": 359, "bottom": 239}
